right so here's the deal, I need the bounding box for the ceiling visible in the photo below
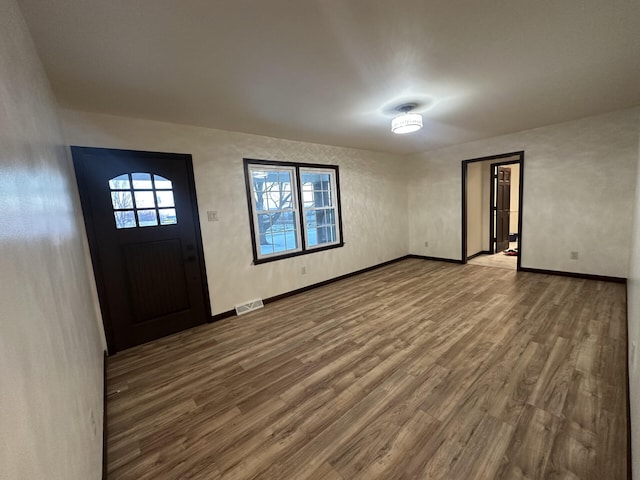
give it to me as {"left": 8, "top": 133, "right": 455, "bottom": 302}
{"left": 17, "top": 0, "right": 640, "bottom": 155}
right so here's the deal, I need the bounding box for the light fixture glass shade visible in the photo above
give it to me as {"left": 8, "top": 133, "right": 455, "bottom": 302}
{"left": 391, "top": 112, "right": 423, "bottom": 134}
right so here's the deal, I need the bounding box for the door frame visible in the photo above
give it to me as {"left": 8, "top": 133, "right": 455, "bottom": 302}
{"left": 461, "top": 151, "right": 525, "bottom": 271}
{"left": 72, "top": 146, "right": 212, "bottom": 353}
{"left": 489, "top": 161, "right": 517, "bottom": 255}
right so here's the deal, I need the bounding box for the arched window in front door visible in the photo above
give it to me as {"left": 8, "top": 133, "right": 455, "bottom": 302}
{"left": 108, "top": 173, "right": 177, "bottom": 229}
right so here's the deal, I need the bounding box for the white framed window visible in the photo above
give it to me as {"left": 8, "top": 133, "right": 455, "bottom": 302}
{"left": 301, "top": 168, "right": 339, "bottom": 249}
{"left": 244, "top": 159, "right": 343, "bottom": 263}
{"left": 247, "top": 164, "right": 302, "bottom": 258}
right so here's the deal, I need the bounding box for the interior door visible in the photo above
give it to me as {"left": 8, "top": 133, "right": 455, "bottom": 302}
{"left": 495, "top": 166, "right": 511, "bottom": 252}
{"left": 72, "top": 147, "right": 211, "bottom": 352}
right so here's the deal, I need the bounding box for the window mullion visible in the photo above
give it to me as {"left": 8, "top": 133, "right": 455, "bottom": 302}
{"left": 294, "top": 165, "right": 306, "bottom": 250}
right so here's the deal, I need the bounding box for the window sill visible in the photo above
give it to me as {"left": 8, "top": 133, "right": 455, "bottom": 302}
{"left": 253, "top": 242, "right": 345, "bottom": 265}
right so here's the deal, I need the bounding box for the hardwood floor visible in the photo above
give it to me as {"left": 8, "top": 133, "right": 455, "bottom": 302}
{"left": 467, "top": 242, "right": 518, "bottom": 270}
{"left": 106, "top": 258, "right": 628, "bottom": 479}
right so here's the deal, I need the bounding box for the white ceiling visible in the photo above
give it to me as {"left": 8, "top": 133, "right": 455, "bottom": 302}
{"left": 17, "top": 0, "right": 640, "bottom": 154}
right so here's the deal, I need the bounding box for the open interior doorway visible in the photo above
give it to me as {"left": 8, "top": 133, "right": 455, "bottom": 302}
{"left": 461, "top": 151, "right": 524, "bottom": 271}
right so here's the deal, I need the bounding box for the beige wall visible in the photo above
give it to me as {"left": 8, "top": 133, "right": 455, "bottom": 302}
{"left": 60, "top": 110, "right": 410, "bottom": 314}
{"left": 466, "top": 162, "right": 483, "bottom": 256}
{"left": 408, "top": 108, "right": 640, "bottom": 277}
{"left": 627, "top": 124, "right": 640, "bottom": 480}
{"left": 0, "top": 0, "right": 104, "bottom": 478}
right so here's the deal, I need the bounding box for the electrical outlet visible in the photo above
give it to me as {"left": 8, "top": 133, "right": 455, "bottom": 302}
{"left": 301, "top": 266, "right": 307, "bottom": 275}
{"left": 570, "top": 251, "right": 579, "bottom": 260}
{"left": 424, "top": 241, "right": 429, "bottom": 247}
{"left": 207, "top": 211, "right": 219, "bottom": 222}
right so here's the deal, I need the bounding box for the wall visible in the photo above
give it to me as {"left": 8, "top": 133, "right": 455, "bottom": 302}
{"left": 60, "top": 110, "right": 409, "bottom": 314}
{"left": 0, "top": 1, "right": 104, "bottom": 479}
{"left": 627, "top": 124, "right": 640, "bottom": 480}
{"left": 466, "top": 162, "right": 483, "bottom": 256}
{"left": 408, "top": 108, "right": 640, "bottom": 277}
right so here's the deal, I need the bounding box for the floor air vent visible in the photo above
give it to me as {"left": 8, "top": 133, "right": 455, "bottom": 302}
{"left": 235, "top": 298, "right": 264, "bottom": 315}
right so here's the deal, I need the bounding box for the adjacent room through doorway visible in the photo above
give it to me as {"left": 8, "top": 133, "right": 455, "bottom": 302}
{"left": 462, "top": 152, "right": 524, "bottom": 271}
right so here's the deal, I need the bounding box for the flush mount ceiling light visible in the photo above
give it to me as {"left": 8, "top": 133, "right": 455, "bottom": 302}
{"left": 391, "top": 103, "right": 423, "bottom": 134}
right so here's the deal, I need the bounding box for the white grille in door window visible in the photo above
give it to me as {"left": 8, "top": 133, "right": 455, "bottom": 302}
{"left": 108, "top": 173, "right": 177, "bottom": 229}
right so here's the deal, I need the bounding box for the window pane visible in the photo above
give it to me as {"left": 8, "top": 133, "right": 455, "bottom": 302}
{"left": 278, "top": 211, "right": 296, "bottom": 230}
{"left": 301, "top": 174, "right": 332, "bottom": 208}
{"left": 302, "top": 183, "right": 314, "bottom": 208}
{"left": 301, "top": 172, "right": 330, "bottom": 184}
{"left": 251, "top": 176, "right": 268, "bottom": 211}
{"left": 305, "top": 209, "right": 335, "bottom": 226}
{"left": 111, "top": 191, "right": 133, "bottom": 210}
{"left": 277, "top": 190, "right": 293, "bottom": 210}
{"left": 316, "top": 225, "right": 336, "bottom": 244}
{"left": 253, "top": 169, "right": 295, "bottom": 213}
{"left": 270, "top": 231, "right": 288, "bottom": 253}
{"left": 156, "top": 190, "right": 175, "bottom": 207}
{"left": 257, "top": 211, "right": 297, "bottom": 255}
{"left": 269, "top": 224, "right": 298, "bottom": 253}
{"left": 278, "top": 172, "right": 291, "bottom": 186}
{"left": 257, "top": 213, "right": 273, "bottom": 244}
{"left": 265, "top": 190, "right": 279, "bottom": 211}
{"left": 109, "top": 174, "right": 130, "bottom": 190}
{"left": 134, "top": 191, "right": 156, "bottom": 208}
{"left": 307, "top": 225, "right": 318, "bottom": 247}
{"left": 114, "top": 210, "right": 136, "bottom": 229}
{"left": 132, "top": 172, "right": 153, "bottom": 189}
{"left": 250, "top": 172, "right": 269, "bottom": 212}
{"left": 315, "top": 190, "right": 331, "bottom": 208}
{"left": 307, "top": 210, "right": 337, "bottom": 247}
{"left": 300, "top": 172, "right": 315, "bottom": 183}
{"left": 159, "top": 208, "right": 177, "bottom": 225}
{"left": 318, "top": 209, "right": 336, "bottom": 226}
{"left": 260, "top": 243, "right": 275, "bottom": 255}
{"left": 154, "top": 175, "right": 172, "bottom": 189}
{"left": 283, "top": 228, "right": 297, "bottom": 250}
{"left": 326, "top": 191, "right": 333, "bottom": 207}
{"left": 305, "top": 210, "right": 316, "bottom": 227}
{"left": 137, "top": 209, "right": 158, "bottom": 227}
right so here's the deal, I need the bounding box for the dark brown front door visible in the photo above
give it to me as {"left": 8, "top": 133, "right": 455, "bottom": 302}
{"left": 72, "top": 147, "right": 210, "bottom": 352}
{"left": 495, "top": 166, "right": 511, "bottom": 253}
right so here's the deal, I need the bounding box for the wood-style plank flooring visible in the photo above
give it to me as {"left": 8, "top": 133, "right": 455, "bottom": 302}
{"left": 106, "top": 258, "right": 628, "bottom": 479}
